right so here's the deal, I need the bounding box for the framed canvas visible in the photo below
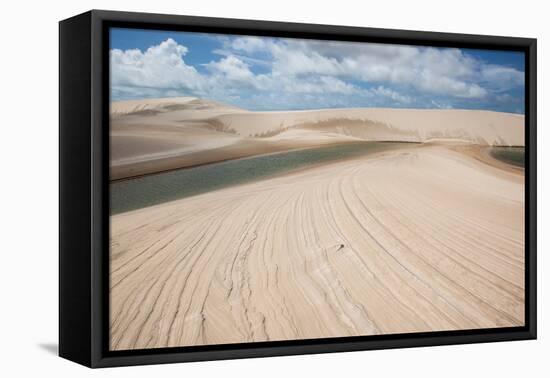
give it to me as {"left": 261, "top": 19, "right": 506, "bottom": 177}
{"left": 59, "top": 10, "right": 537, "bottom": 368}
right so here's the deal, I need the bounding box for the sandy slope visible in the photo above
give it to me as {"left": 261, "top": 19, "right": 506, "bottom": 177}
{"left": 211, "top": 107, "right": 524, "bottom": 144}
{"left": 110, "top": 144, "right": 524, "bottom": 350}
{"left": 110, "top": 98, "right": 524, "bottom": 180}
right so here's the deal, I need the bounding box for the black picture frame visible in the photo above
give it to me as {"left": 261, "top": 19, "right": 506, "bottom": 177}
{"left": 59, "top": 9, "right": 537, "bottom": 368}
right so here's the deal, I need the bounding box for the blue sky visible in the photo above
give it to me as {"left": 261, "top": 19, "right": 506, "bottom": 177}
{"left": 110, "top": 28, "right": 525, "bottom": 113}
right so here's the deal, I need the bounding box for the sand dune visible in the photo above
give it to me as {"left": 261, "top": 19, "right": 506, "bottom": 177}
{"left": 110, "top": 96, "right": 245, "bottom": 117}
{"left": 210, "top": 108, "right": 524, "bottom": 144}
{"left": 110, "top": 144, "right": 524, "bottom": 350}
{"left": 110, "top": 98, "right": 524, "bottom": 180}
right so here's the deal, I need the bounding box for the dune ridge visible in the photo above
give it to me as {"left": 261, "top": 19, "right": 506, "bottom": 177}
{"left": 110, "top": 98, "right": 524, "bottom": 180}
{"left": 110, "top": 96, "right": 246, "bottom": 117}
{"left": 210, "top": 107, "right": 524, "bottom": 145}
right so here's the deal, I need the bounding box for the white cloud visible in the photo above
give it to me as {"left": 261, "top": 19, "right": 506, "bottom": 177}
{"left": 271, "top": 48, "right": 342, "bottom": 77}
{"left": 431, "top": 100, "right": 453, "bottom": 109}
{"left": 229, "top": 36, "right": 268, "bottom": 53}
{"left": 280, "top": 75, "right": 358, "bottom": 94}
{"left": 481, "top": 64, "right": 525, "bottom": 91}
{"left": 110, "top": 38, "right": 205, "bottom": 95}
{"left": 415, "top": 71, "right": 488, "bottom": 98}
{"left": 205, "top": 56, "right": 255, "bottom": 82}
{"left": 111, "top": 39, "right": 364, "bottom": 101}
{"left": 371, "top": 86, "right": 412, "bottom": 104}
{"left": 226, "top": 36, "right": 522, "bottom": 100}
{"left": 110, "top": 36, "right": 524, "bottom": 111}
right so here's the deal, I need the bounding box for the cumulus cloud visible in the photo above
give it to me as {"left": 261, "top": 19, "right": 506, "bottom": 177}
{"left": 370, "top": 86, "right": 412, "bottom": 104}
{"left": 481, "top": 64, "right": 525, "bottom": 91}
{"left": 111, "top": 36, "right": 525, "bottom": 111}
{"left": 279, "top": 75, "right": 358, "bottom": 94}
{"left": 229, "top": 36, "right": 269, "bottom": 54}
{"left": 225, "top": 36, "right": 524, "bottom": 100}
{"left": 230, "top": 37, "right": 494, "bottom": 98}
{"left": 111, "top": 38, "right": 205, "bottom": 95}
{"left": 205, "top": 56, "right": 253, "bottom": 81}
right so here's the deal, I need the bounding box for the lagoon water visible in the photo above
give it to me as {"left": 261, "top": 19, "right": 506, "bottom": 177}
{"left": 110, "top": 142, "right": 406, "bottom": 215}
{"left": 489, "top": 146, "right": 525, "bottom": 167}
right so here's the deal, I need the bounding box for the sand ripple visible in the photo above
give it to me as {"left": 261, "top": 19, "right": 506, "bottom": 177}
{"left": 110, "top": 145, "right": 524, "bottom": 350}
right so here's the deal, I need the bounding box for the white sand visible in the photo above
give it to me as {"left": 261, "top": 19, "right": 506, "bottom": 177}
{"left": 110, "top": 98, "right": 524, "bottom": 180}
{"left": 211, "top": 108, "right": 524, "bottom": 145}
{"left": 110, "top": 144, "right": 524, "bottom": 350}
